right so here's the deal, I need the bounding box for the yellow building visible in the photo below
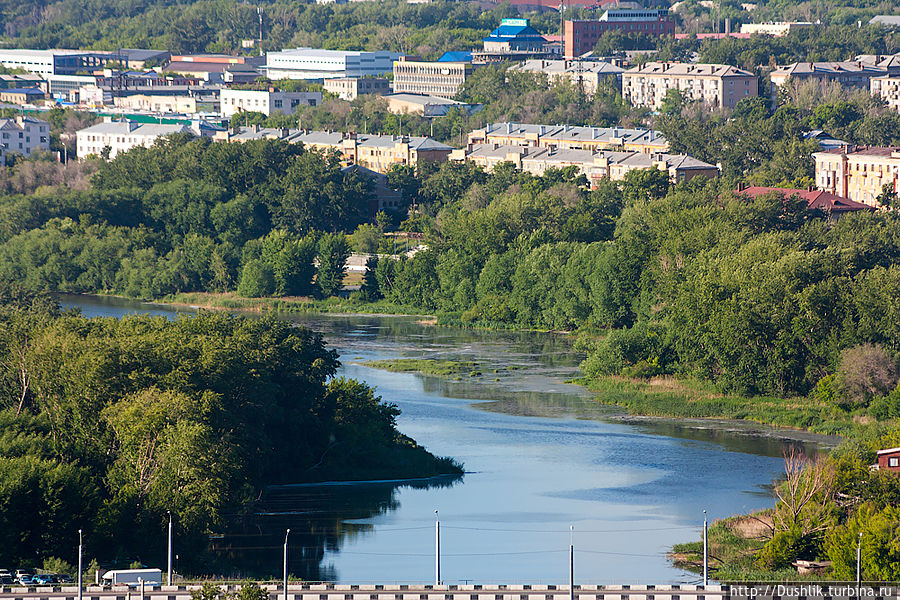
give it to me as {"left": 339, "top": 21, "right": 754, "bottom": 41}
{"left": 113, "top": 94, "right": 198, "bottom": 113}
{"left": 814, "top": 145, "right": 900, "bottom": 207}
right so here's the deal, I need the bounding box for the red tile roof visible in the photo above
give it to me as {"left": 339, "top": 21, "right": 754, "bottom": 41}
{"left": 734, "top": 186, "right": 875, "bottom": 213}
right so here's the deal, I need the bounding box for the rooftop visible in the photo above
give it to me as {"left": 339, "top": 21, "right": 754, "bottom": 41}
{"left": 734, "top": 186, "right": 874, "bottom": 213}
{"left": 626, "top": 62, "right": 755, "bottom": 77}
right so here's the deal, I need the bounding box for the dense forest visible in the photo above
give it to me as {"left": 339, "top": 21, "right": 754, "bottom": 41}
{"left": 0, "top": 291, "right": 461, "bottom": 573}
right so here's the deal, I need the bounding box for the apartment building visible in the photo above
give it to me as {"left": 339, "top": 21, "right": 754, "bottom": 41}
{"left": 0, "top": 49, "right": 114, "bottom": 77}
{"left": 215, "top": 127, "right": 453, "bottom": 173}
{"left": 622, "top": 62, "right": 757, "bottom": 109}
{"left": 814, "top": 145, "right": 900, "bottom": 207}
{"left": 871, "top": 76, "right": 900, "bottom": 111}
{"left": 76, "top": 119, "right": 221, "bottom": 159}
{"left": 738, "top": 21, "right": 813, "bottom": 36}
{"left": 509, "top": 59, "right": 624, "bottom": 95}
{"left": 770, "top": 62, "right": 887, "bottom": 92}
{"left": 113, "top": 94, "right": 198, "bottom": 113}
{"left": 0, "top": 116, "right": 50, "bottom": 163}
{"left": 451, "top": 144, "right": 717, "bottom": 185}
{"left": 382, "top": 93, "right": 481, "bottom": 117}
{"left": 468, "top": 122, "right": 668, "bottom": 154}
{"left": 565, "top": 10, "right": 674, "bottom": 58}
{"left": 392, "top": 57, "right": 474, "bottom": 98}
{"left": 219, "top": 89, "right": 322, "bottom": 118}
{"left": 323, "top": 77, "right": 390, "bottom": 100}
{"left": 0, "top": 88, "right": 45, "bottom": 104}
{"left": 265, "top": 48, "right": 400, "bottom": 80}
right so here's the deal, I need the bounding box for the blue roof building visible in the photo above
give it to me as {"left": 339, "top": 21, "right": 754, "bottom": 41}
{"left": 482, "top": 18, "right": 548, "bottom": 53}
{"left": 438, "top": 51, "right": 473, "bottom": 63}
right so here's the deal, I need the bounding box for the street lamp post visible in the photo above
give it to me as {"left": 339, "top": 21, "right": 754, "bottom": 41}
{"left": 857, "top": 532, "right": 863, "bottom": 588}
{"left": 283, "top": 529, "right": 290, "bottom": 600}
{"left": 167, "top": 512, "right": 173, "bottom": 586}
{"left": 77, "top": 530, "right": 83, "bottom": 600}
{"left": 702, "top": 510, "right": 708, "bottom": 586}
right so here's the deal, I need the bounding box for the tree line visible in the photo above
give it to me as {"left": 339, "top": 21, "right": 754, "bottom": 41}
{"left": 0, "top": 290, "right": 460, "bottom": 573}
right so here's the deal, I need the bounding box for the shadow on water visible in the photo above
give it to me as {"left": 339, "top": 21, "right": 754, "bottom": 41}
{"left": 211, "top": 475, "right": 462, "bottom": 581}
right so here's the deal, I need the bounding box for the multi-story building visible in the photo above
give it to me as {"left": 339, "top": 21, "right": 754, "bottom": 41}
{"left": 468, "top": 122, "right": 669, "bottom": 153}
{"left": 323, "top": 77, "right": 390, "bottom": 100}
{"left": 482, "top": 19, "right": 548, "bottom": 54}
{"left": 392, "top": 57, "right": 474, "bottom": 98}
{"left": 166, "top": 54, "right": 264, "bottom": 84}
{"left": 856, "top": 53, "right": 900, "bottom": 75}
{"left": 622, "top": 62, "right": 757, "bottom": 109}
{"left": 0, "top": 49, "right": 114, "bottom": 77}
{"left": 76, "top": 119, "right": 220, "bottom": 159}
{"left": 113, "top": 94, "right": 198, "bottom": 114}
{"left": 509, "top": 59, "right": 624, "bottom": 95}
{"left": 219, "top": 89, "right": 322, "bottom": 118}
{"left": 382, "top": 93, "right": 481, "bottom": 117}
{"left": 451, "top": 144, "right": 717, "bottom": 185}
{"left": 0, "top": 116, "right": 50, "bottom": 162}
{"left": 738, "top": 21, "right": 813, "bottom": 36}
{"left": 871, "top": 75, "right": 900, "bottom": 111}
{"left": 0, "top": 88, "right": 45, "bottom": 104}
{"left": 264, "top": 48, "right": 400, "bottom": 80}
{"left": 814, "top": 145, "right": 900, "bottom": 207}
{"left": 565, "top": 10, "right": 674, "bottom": 58}
{"left": 769, "top": 62, "right": 887, "bottom": 93}
{"left": 214, "top": 126, "right": 453, "bottom": 173}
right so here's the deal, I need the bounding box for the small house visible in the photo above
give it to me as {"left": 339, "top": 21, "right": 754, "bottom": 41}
{"left": 876, "top": 447, "right": 900, "bottom": 472}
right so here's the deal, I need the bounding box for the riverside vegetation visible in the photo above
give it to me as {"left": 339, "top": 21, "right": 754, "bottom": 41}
{"left": 0, "top": 289, "right": 461, "bottom": 574}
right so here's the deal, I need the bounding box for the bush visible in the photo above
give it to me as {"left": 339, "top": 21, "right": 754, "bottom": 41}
{"left": 837, "top": 344, "right": 898, "bottom": 407}
{"left": 236, "top": 260, "right": 275, "bottom": 297}
{"left": 581, "top": 321, "right": 673, "bottom": 378}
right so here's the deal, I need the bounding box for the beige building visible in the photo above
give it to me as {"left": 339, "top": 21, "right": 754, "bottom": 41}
{"left": 770, "top": 62, "right": 887, "bottom": 92}
{"left": 468, "top": 122, "right": 669, "bottom": 154}
{"left": 77, "top": 120, "right": 197, "bottom": 159}
{"left": 815, "top": 146, "right": 900, "bottom": 207}
{"left": 451, "top": 144, "right": 717, "bottom": 185}
{"left": 323, "top": 77, "right": 389, "bottom": 100}
{"left": 113, "top": 94, "right": 198, "bottom": 113}
{"left": 738, "top": 21, "right": 813, "bottom": 36}
{"left": 622, "top": 62, "right": 758, "bottom": 109}
{"left": 215, "top": 126, "right": 453, "bottom": 173}
{"left": 508, "top": 59, "right": 624, "bottom": 96}
{"left": 871, "top": 76, "right": 900, "bottom": 111}
{"left": 0, "top": 115, "right": 50, "bottom": 163}
{"left": 392, "top": 57, "right": 473, "bottom": 99}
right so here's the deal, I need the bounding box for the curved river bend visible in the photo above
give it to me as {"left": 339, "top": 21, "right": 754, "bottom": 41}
{"left": 61, "top": 296, "right": 833, "bottom": 585}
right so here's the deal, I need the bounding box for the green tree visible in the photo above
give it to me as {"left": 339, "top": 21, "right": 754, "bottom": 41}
{"left": 316, "top": 233, "right": 350, "bottom": 298}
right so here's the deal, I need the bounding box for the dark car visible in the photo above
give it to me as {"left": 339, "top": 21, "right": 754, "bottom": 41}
{"left": 0, "top": 574, "right": 14, "bottom": 585}
{"left": 33, "top": 574, "right": 58, "bottom": 585}
{"left": 57, "top": 574, "right": 74, "bottom": 584}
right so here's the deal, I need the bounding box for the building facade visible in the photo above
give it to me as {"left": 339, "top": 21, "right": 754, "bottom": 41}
{"left": 0, "top": 49, "right": 114, "bottom": 77}
{"left": 738, "top": 21, "right": 813, "bottom": 36}
{"left": 323, "top": 77, "right": 390, "bottom": 100}
{"left": 622, "top": 62, "right": 757, "bottom": 109}
{"left": 451, "top": 144, "right": 717, "bottom": 185}
{"left": 769, "top": 62, "right": 887, "bottom": 93}
{"left": 215, "top": 127, "right": 453, "bottom": 173}
{"left": 392, "top": 58, "right": 474, "bottom": 98}
{"left": 265, "top": 48, "right": 400, "bottom": 80}
{"left": 509, "top": 59, "right": 624, "bottom": 95}
{"left": 113, "top": 94, "right": 199, "bottom": 113}
{"left": 0, "top": 88, "right": 45, "bottom": 104}
{"left": 468, "top": 122, "right": 669, "bottom": 153}
{"left": 565, "top": 10, "right": 674, "bottom": 58}
{"left": 219, "top": 89, "right": 322, "bottom": 118}
{"left": 814, "top": 145, "right": 900, "bottom": 207}
{"left": 0, "top": 116, "right": 50, "bottom": 159}
{"left": 871, "top": 75, "right": 900, "bottom": 111}
{"left": 76, "top": 120, "right": 207, "bottom": 159}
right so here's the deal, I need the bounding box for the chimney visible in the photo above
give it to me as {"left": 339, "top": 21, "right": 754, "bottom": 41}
{"left": 807, "top": 184, "right": 816, "bottom": 192}
{"left": 737, "top": 182, "right": 747, "bottom": 192}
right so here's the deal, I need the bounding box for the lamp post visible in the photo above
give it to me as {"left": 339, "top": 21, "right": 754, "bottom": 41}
{"left": 569, "top": 525, "right": 574, "bottom": 600}
{"left": 702, "top": 510, "right": 708, "bottom": 586}
{"left": 434, "top": 511, "right": 440, "bottom": 586}
{"left": 77, "top": 530, "right": 83, "bottom": 600}
{"left": 167, "top": 512, "right": 173, "bottom": 586}
{"left": 283, "top": 529, "right": 290, "bottom": 600}
{"left": 856, "top": 531, "right": 863, "bottom": 588}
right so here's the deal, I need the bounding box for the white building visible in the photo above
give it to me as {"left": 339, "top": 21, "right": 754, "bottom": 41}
{"left": 265, "top": 48, "right": 401, "bottom": 80}
{"left": 0, "top": 49, "right": 110, "bottom": 77}
{"left": 0, "top": 116, "right": 50, "bottom": 163}
{"left": 76, "top": 119, "right": 218, "bottom": 159}
{"left": 219, "top": 89, "right": 322, "bottom": 118}
{"left": 738, "top": 21, "right": 813, "bottom": 36}
{"left": 871, "top": 75, "right": 900, "bottom": 111}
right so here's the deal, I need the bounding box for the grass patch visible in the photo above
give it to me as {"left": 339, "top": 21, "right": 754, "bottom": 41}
{"left": 162, "top": 292, "right": 432, "bottom": 316}
{"left": 580, "top": 375, "right": 857, "bottom": 436}
{"left": 364, "top": 358, "right": 482, "bottom": 377}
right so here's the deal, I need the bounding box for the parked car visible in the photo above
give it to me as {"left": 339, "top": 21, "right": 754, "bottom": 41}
{"left": 0, "top": 574, "right": 14, "bottom": 585}
{"left": 16, "top": 574, "right": 34, "bottom": 585}
{"left": 33, "top": 574, "right": 58, "bottom": 585}
{"left": 57, "top": 574, "right": 74, "bottom": 584}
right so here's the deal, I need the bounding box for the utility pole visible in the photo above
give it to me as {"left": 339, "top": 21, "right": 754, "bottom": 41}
{"left": 856, "top": 532, "right": 862, "bottom": 588}
{"left": 167, "top": 511, "right": 173, "bottom": 586}
{"left": 702, "top": 510, "right": 708, "bottom": 586}
{"left": 569, "top": 525, "right": 574, "bottom": 600}
{"left": 284, "top": 529, "right": 290, "bottom": 600}
{"left": 77, "top": 530, "right": 83, "bottom": 600}
{"left": 258, "top": 6, "right": 264, "bottom": 57}
{"left": 435, "top": 510, "right": 441, "bottom": 585}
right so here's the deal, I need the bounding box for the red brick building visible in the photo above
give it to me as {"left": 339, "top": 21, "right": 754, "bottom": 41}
{"left": 565, "top": 9, "right": 674, "bottom": 58}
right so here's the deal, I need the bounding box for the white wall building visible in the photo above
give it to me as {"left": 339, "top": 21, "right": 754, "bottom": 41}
{"left": 219, "top": 89, "right": 322, "bottom": 118}
{"left": 0, "top": 116, "right": 50, "bottom": 163}
{"left": 0, "top": 49, "right": 110, "bottom": 77}
{"left": 77, "top": 120, "right": 196, "bottom": 159}
{"left": 265, "top": 48, "right": 401, "bottom": 80}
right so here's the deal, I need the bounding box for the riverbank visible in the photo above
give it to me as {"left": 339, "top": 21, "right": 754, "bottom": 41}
{"left": 162, "top": 292, "right": 433, "bottom": 317}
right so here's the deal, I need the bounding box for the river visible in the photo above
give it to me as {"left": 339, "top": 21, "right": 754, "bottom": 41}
{"left": 59, "top": 295, "right": 835, "bottom": 585}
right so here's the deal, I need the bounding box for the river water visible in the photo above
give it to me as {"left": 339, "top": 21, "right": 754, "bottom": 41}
{"left": 59, "top": 295, "right": 835, "bottom": 585}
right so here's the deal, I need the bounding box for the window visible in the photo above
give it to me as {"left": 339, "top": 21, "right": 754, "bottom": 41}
{"left": 890, "top": 457, "right": 899, "bottom": 467}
